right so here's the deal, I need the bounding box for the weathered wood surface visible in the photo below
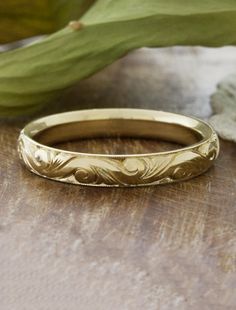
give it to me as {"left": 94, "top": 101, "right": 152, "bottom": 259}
{"left": 0, "top": 47, "right": 236, "bottom": 310}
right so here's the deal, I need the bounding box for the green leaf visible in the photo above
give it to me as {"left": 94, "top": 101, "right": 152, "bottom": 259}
{"left": 0, "top": 0, "right": 95, "bottom": 44}
{"left": 1, "top": 0, "right": 236, "bottom": 116}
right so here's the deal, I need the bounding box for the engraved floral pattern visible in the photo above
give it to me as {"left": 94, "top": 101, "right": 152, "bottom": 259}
{"left": 18, "top": 133, "right": 219, "bottom": 187}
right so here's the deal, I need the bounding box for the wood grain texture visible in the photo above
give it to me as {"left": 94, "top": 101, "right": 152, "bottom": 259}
{"left": 0, "top": 47, "right": 236, "bottom": 310}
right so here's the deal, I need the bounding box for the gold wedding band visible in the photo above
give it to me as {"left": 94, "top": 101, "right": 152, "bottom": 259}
{"left": 18, "top": 108, "right": 219, "bottom": 187}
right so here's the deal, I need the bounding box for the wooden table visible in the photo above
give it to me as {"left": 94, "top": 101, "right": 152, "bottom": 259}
{"left": 0, "top": 47, "right": 236, "bottom": 310}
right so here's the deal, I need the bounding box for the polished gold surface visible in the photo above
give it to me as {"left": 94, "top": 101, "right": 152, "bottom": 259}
{"left": 18, "top": 108, "right": 220, "bottom": 187}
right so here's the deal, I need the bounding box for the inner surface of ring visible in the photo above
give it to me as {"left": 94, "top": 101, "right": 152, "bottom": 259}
{"left": 34, "top": 119, "right": 204, "bottom": 147}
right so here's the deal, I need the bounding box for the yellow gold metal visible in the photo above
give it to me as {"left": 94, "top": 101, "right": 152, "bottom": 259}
{"left": 17, "top": 108, "right": 220, "bottom": 187}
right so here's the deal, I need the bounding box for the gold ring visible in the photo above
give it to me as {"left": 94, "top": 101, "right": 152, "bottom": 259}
{"left": 18, "top": 108, "right": 219, "bottom": 187}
